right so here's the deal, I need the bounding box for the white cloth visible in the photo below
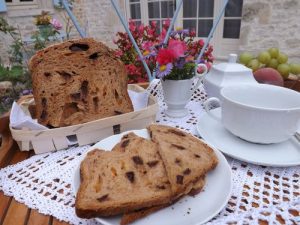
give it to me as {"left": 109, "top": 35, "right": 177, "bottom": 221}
{"left": 1, "top": 79, "right": 299, "bottom": 225}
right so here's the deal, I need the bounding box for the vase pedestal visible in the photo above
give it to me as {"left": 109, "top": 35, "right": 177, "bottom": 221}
{"left": 165, "top": 107, "right": 189, "bottom": 118}
{"left": 161, "top": 78, "right": 193, "bottom": 118}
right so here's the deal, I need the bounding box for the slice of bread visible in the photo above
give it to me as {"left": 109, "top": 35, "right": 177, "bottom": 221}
{"left": 147, "top": 124, "right": 218, "bottom": 197}
{"left": 120, "top": 176, "right": 206, "bottom": 225}
{"left": 76, "top": 142, "right": 172, "bottom": 218}
{"left": 29, "top": 38, "right": 133, "bottom": 127}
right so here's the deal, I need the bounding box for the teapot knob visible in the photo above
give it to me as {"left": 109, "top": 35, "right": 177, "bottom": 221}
{"left": 228, "top": 54, "right": 238, "bottom": 63}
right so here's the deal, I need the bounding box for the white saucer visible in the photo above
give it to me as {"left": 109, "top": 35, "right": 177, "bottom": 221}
{"left": 73, "top": 129, "right": 232, "bottom": 225}
{"left": 197, "top": 108, "right": 300, "bottom": 167}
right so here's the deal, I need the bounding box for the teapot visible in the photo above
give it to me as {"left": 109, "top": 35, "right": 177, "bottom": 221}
{"left": 199, "top": 54, "right": 257, "bottom": 99}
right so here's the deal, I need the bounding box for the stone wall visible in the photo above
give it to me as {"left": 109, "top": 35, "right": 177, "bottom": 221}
{"left": 73, "top": 0, "right": 125, "bottom": 48}
{"left": 240, "top": 0, "right": 300, "bottom": 63}
{"left": 0, "top": 0, "right": 125, "bottom": 65}
{"left": 1, "top": 0, "right": 299, "bottom": 64}
{"left": 0, "top": 0, "right": 82, "bottom": 65}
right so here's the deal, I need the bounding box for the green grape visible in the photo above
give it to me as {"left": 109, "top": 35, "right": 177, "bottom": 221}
{"left": 268, "top": 48, "right": 279, "bottom": 58}
{"left": 258, "top": 51, "right": 271, "bottom": 64}
{"left": 267, "top": 58, "right": 279, "bottom": 69}
{"left": 247, "top": 59, "right": 260, "bottom": 72}
{"left": 277, "top": 63, "right": 290, "bottom": 79}
{"left": 289, "top": 64, "right": 300, "bottom": 75}
{"left": 239, "top": 52, "right": 253, "bottom": 65}
{"left": 277, "top": 53, "right": 288, "bottom": 64}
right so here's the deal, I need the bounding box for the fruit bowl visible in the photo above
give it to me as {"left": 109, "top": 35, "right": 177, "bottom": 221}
{"left": 284, "top": 78, "right": 300, "bottom": 92}
{"left": 239, "top": 48, "right": 300, "bottom": 85}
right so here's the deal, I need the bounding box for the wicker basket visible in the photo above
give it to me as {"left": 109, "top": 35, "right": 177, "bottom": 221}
{"left": 10, "top": 84, "right": 158, "bottom": 154}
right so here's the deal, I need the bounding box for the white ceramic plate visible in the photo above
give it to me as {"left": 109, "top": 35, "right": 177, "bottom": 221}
{"left": 197, "top": 108, "right": 300, "bottom": 167}
{"left": 73, "top": 129, "right": 232, "bottom": 225}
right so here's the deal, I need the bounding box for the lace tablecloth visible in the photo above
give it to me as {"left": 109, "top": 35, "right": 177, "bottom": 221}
{"left": 0, "top": 79, "right": 299, "bottom": 225}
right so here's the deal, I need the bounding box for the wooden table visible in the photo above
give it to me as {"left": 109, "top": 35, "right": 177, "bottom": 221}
{"left": 0, "top": 114, "right": 71, "bottom": 225}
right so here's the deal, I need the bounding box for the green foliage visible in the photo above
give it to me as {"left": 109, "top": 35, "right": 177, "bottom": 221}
{"left": 31, "top": 25, "right": 60, "bottom": 50}
{"left": 0, "top": 63, "right": 32, "bottom": 115}
{"left": 0, "top": 16, "right": 26, "bottom": 65}
{"left": 0, "top": 64, "right": 30, "bottom": 85}
{"left": 163, "top": 63, "right": 196, "bottom": 80}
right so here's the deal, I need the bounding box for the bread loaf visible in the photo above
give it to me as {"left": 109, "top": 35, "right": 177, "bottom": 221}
{"left": 29, "top": 38, "right": 133, "bottom": 127}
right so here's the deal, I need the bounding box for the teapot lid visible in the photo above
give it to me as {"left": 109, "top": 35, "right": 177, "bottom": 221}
{"left": 213, "top": 54, "right": 252, "bottom": 73}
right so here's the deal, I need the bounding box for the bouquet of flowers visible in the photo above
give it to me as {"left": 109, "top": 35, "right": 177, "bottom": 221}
{"left": 114, "top": 20, "right": 214, "bottom": 83}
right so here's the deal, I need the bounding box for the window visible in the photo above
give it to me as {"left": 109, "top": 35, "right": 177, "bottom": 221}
{"left": 183, "top": 0, "right": 214, "bottom": 38}
{"left": 147, "top": 0, "right": 176, "bottom": 32}
{"left": 125, "top": 0, "right": 244, "bottom": 60}
{"left": 5, "top": 0, "right": 36, "bottom": 5}
{"left": 128, "top": 0, "right": 142, "bottom": 24}
{"left": 5, "top": 0, "right": 38, "bottom": 10}
{"left": 223, "top": 0, "right": 243, "bottom": 39}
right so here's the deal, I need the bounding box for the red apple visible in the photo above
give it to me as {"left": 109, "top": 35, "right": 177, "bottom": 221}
{"left": 253, "top": 68, "right": 284, "bottom": 86}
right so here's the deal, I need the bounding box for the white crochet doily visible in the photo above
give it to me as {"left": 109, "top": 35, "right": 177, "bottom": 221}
{"left": 0, "top": 79, "right": 299, "bottom": 225}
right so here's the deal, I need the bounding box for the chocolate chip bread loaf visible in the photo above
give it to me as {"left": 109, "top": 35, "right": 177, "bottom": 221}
{"left": 29, "top": 38, "right": 133, "bottom": 127}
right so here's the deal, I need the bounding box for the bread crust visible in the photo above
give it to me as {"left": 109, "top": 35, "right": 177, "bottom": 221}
{"left": 29, "top": 38, "right": 133, "bottom": 127}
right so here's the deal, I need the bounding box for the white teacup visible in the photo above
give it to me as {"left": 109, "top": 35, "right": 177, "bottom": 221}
{"left": 203, "top": 84, "right": 300, "bottom": 144}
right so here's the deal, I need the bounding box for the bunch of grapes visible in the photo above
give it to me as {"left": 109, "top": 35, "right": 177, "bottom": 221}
{"left": 239, "top": 48, "right": 300, "bottom": 79}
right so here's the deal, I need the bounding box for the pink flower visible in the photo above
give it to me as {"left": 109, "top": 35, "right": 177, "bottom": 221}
{"left": 167, "top": 39, "right": 187, "bottom": 58}
{"left": 205, "top": 62, "right": 212, "bottom": 70}
{"left": 50, "top": 18, "right": 62, "bottom": 30}
{"left": 129, "top": 20, "right": 136, "bottom": 32}
{"left": 198, "top": 39, "right": 204, "bottom": 47}
{"left": 138, "top": 24, "right": 145, "bottom": 33}
{"left": 162, "top": 19, "right": 170, "bottom": 29}
{"left": 157, "top": 49, "right": 176, "bottom": 65}
{"left": 142, "top": 41, "right": 153, "bottom": 51}
{"left": 150, "top": 21, "right": 157, "bottom": 28}
{"left": 147, "top": 28, "right": 155, "bottom": 36}
{"left": 159, "top": 28, "right": 167, "bottom": 42}
{"left": 189, "top": 29, "right": 196, "bottom": 37}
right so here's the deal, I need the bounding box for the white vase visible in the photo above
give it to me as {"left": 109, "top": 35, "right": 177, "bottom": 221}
{"left": 161, "top": 78, "right": 194, "bottom": 118}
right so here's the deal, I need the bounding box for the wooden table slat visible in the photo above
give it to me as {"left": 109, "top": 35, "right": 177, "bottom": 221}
{"left": 0, "top": 150, "right": 31, "bottom": 225}
{"left": 27, "top": 209, "right": 51, "bottom": 225}
{"left": 0, "top": 193, "right": 11, "bottom": 224}
{"left": 2, "top": 199, "right": 29, "bottom": 225}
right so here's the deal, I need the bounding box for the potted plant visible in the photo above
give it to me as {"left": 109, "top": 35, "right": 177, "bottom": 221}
{"left": 114, "top": 20, "right": 213, "bottom": 84}
{"left": 142, "top": 27, "right": 213, "bottom": 117}
{"left": 115, "top": 21, "right": 213, "bottom": 117}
